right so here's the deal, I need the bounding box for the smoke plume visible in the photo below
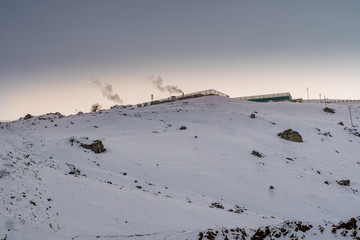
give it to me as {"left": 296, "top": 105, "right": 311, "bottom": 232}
{"left": 150, "top": 75, "right": 183, "bottom": 94}
{"left": 92, "top": 79, "right": 122, "bottom": 104}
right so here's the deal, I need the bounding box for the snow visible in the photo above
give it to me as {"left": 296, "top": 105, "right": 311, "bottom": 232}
{"left": 1, "top": 96, "right": 360, "bottom": 239}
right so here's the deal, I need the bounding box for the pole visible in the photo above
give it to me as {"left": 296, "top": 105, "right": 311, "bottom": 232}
{"left": 306, "top": 88, "right": 309, "bottom": 102}
{"left": 319, "top": 93, "right": 321, "bottom": 103}
{"left": 349, "top": 106, "right": 354, "bottom": 127}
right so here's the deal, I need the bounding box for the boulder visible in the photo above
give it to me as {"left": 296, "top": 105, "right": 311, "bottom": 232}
{"left": 24, "top": 114, "right": 32, "bottom": 120}
{"left": 324, "top": 107, "right": 335, "bottom": 114}
{"left": 81, "top": 140, "right": 106, "bottom": 154}
{"left": 278, "top": 129, "right": 303, "bottom": 142}
{"left": 336, "top": 180, "right": 350, "bottom": 186}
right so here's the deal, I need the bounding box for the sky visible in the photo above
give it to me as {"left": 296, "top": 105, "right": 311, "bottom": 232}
{"left": 1, "top": 0, "right": 360, "bottom": 120}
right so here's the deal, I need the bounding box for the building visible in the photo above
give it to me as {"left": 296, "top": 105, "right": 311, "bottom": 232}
{"left": 234, "top": 92, "right": 292, "bottom": 102}
{"left": 134, "top": 89, "right": 229, "bottom": 108}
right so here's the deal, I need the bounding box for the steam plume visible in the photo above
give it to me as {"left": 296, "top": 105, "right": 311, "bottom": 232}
{"left": 92, "top": 79, "right": 122, "bottom": 104}
{"left": 150, "top": 75, "right": 183, "bottom": 94}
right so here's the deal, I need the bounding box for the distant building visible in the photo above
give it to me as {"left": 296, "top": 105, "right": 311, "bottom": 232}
{"left": 134, "top": 89, "right": 229, "bottom": 108}
{"left": 234, "top": 92, "right": 292, "bottom": 102}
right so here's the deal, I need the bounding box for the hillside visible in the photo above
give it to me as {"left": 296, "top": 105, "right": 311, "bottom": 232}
{"left": 1, "top": 96, "right": 360, "bottom": 240}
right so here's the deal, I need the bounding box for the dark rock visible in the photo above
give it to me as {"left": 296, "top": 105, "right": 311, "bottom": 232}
{"left": 24, "top": 114, "right": 32, "bottom": 120}
{"left": 0, "top": 169, "right": 10, "bottom": 178}
{"left": 250, "top": 113, "right": 256, "bottom": 119}
{"left": 251, "top": 150, "right": 263, "bottom": 158}
{"left": 337, "top": 180, "right": 350, "bottom": 186}
{"left": 269, "top": 186, "right": 275, "bottom": 190}
{"left": 324, "top": 107, "right": 335, "bottom": 114}
{"left": 332, "top": 218, "right": 358, "bottom": 233}
{"left": 210, "top": 202, "right": 224, "bottom": 209}
{"left": 66, "top": 163, "right": 81, "bottom": 176}
{"left": 338, "top": 121, "right": 344, "bottom": 126}
{"left": 179, "top": 126, "right": 187, "bottom": 130}
{"left": 81, "top": 140, "right": 106, "bottom": 154}
{"left": 278, "top": 129, "right": 303, "bottom": 142}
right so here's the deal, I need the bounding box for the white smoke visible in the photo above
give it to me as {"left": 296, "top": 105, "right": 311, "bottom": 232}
{"left": 149, "top": 75, "right": 183, "bottom": 94}
{"left": 92, "top": 79, "right": 122, "bottom": 104}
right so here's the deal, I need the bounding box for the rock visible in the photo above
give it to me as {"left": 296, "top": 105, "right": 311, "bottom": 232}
{"left": 210, "top": 202, "right": 224, "bottom": 209}
{"left": 179, "top": 126, "right": 187, "bottom": 130}
{"left": 250, "top": 113, "right": 256, "bottom": 119}
{"left": 251, "top": 150, "right": 263, "bottom": 158}
{"left": 278, "top": 129, "right": 303, "bottom": 142}
{"left": 336, "top": 180, "right": 350, "bottom": 186}
{"left": 81, "top": 140, "right": 106, "bottom": 154}
{"left": 323, "top": 107, "right": 335, "bottom": 113}
{"left": 24, "top": 114, "right": 32, "bottom": 120}
{"left": 338, "top": 121, "right": 344, "bottom": 126}
{"left": 66, "top": 163, "right": 81, "bottom": 175}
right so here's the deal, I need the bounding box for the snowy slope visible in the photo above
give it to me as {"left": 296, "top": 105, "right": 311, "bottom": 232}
{"left": 1, "top": 96, "right": 360, "bottom": 240}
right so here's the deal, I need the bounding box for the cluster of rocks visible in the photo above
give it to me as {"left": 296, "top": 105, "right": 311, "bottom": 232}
{"left": 227, "top": 205, "right": 247, "bottom": 214}
{"left": 23, "top": 112, "right": 65, "bottom": 121}
{"left": 197, "top": 217, "right": 360, "bottom": 240}
{"left": 65, "top": 163, "right": 83, "bottom": 176}
{"left": 209, "top": 202, "right": 224, "bottom": 209}
{"left": 344, "top": 127, "right": 360, "bottom": 138}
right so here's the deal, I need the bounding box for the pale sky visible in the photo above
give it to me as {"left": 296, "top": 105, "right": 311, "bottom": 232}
{"left": 1, "top": 0, "right": 359, "bottom": 120}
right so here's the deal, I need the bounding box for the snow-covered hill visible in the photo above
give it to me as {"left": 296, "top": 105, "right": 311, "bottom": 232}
{"left": 1, "top": 96, "right": 360, "bottom": 240}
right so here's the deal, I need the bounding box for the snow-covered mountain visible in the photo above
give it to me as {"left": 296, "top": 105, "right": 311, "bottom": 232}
{"left": 1, "top": 96, "right": 360, "bottom": 240}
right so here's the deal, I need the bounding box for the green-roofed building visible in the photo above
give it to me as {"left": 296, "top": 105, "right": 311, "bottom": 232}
{"left": 234, "top": 92, "right": 292, "bottom": 102}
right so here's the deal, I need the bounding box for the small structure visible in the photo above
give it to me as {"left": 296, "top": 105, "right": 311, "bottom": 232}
{"left": 234, "top": 92, "right": 292, "bottom": 102}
